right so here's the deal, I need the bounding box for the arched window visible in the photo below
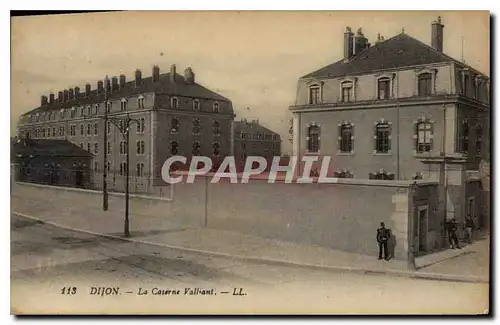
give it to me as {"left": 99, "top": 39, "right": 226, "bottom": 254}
{"left": 137, "top": 96, "right": 145, "bottom": 109}
{"left": 136, "top": 118, "right": 145, "bottom": 133}
{"left": 415, "top": 120, "right": 433, "bottom": 153}
{"left": 339, "top": 123, "right": 353, "bottom": 153}
{"left": 213, "top": 102, "right": 220, "bottom": 113}
{"left": 309, "top": 85, "right": 320, "bottom": 104}
{"left": 377, "top": 77, "right": 391, "bottom": 100}
{"left": 136, "top": 163, "right": 144, "bottom": 177}
{"left": 341, "top": 81, "right": 353, "bottom": 102}
{"left": 418, "top": 73, "right": 432, "bottom": 96}
{"left": 307, "top": 125, "right": 320, "bottom": 153}
{"left": 213, "top": 121, "right": 220, "bottom": 136}
{"left": 80, "top": 124, "right": 84, "bottom": 136}
{"left": 193, "top": 99, "right": 200, "bottom": 111}
{"left": 121, "top": 99, "right": 128, "bottom": 111}
{"left": 171, "top": 97, "right": 179, "bottom": 109}
{"left": 94, "top": 104, "right": 99, "bottom": 115}
{"left": 87, "top": 105, "right": 92, "bottom": 115}
{"left": 80, "top": 107, "right": 85, "bottom": 117}
{"left": 86, "top": 123, "right": 91, "bottom": 136}
{"left": 375, "top": 121, "right": 391, "bottom": 153}
{"left": 136, "top": 140, "right": 145, "bottom": 155}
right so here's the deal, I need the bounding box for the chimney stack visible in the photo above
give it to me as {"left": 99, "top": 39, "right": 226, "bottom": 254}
{"left": 49, "top": 93, "right": 55, "bottom": 104}
{"left": 85, "top": 83, "right": 91, "bottom": 97}
{"left": 41, "top": 95, "right": 48, "bottom": 106}
{"left": 119, "top": 74, "right": 126, "bottom": 88}
{"left": 63, "top": 89, "right": 69, "bottom": 102}
{"left": 184, "top": 67, "right": 195, "bottom": 84}
{"left": 170, "top": 64, "right": 176, "bottom": 83}
{"left": 343, "top": 26, "right": 354, "bottom": 62}
{"left": 97, "top": 80, "right": 103, "bottom": 94}
{"left": 68, "top": 88, "right": 74, "bottom": 100}
{"left": 135, "top": 69, "right": 142, "bottom": 86}
{"left": 354, "top": 27, "right": 369, "bottom": 55}
{"left": 74, "top": 86, "right": 80, "bottom": 98}
{"left": 111, "top": 76, "right": 118, "bottom": 92}
{"left": 104, "top": 77, "right": 110, "bottom": 93}
{"left": 152, "top": 65, "right": 160, "bottom": 82}
{"left": 431, "top": 16, "right": 444, "bottom": 53}
{"left": 58, "top": 91, "right": 63, "bottom": 103}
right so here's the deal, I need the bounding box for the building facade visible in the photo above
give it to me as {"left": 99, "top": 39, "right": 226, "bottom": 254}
{"left": 17, "top": 64, "right": 235, "bottom": 192}
{"left": 290, "top": 17, "right": 490, "bottom": 181}
{"left": 233, "top": 119, "right": 282, "bottom": 170}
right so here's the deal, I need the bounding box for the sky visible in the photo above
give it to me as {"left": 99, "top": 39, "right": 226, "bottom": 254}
{"left": 11, "top": 11, "right": 489, "bottom": 154}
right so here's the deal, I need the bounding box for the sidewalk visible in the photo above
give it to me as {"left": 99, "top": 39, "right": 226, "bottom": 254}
{"left": 11, "top": 192, "right": 489, "bottom": 283}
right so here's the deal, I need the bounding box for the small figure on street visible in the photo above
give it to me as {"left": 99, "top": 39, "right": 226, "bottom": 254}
{"left": 447, "top": 218, "right": 461, "bottom": 249}
{"left": 465, "top": 214, "right": 475, "bottom": 244}
{"left": 376, "top": 222, "right": 390, "bottom": 260}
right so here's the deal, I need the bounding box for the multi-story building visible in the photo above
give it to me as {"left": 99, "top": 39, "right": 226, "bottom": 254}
{"left": 17, "top": 64, "right": 235, "bottom": 192}
{"left": 290, "top": 17, "right": 490, "bottom": 180}
{"left": 233, "top": 118, "right": 282, "bottom": 168}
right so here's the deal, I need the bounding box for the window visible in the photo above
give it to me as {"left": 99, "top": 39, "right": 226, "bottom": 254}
{"left": 137, "top": 118, "right": 145, "bottom": 133}
{"left": 192, "top": 118, "right": 201, "bottom": 135}
{"left": 464, "top": 74, "right": 470, "bottom": 96}
{"left": 119, "top": 120, "right": 125, "bottom": 133}
{"left": 416, "top": 121, "right": 433, "bottom": 153}
{"left": 136, "top": 163, "right": 144, "bottom": 177}
{"left": 70, "top": 109, "right": 76, "bottom": 118}
{"left": 107, "top": 121, "right": 111, "bottom": 135}
{"left": 137, "top": 96, "right": 145, "bottom": 109}
{"left": 80, "top": 107, "right": 85, "bottom": 117}
{"left": 369, "top": 170, "right": 395, "bottom": 180}
{"left": 170, "top": 141, "right": 179, "bottom": 155}
{"left": 106, "top": 161, "right": 111, "bottom": 172}
{"left": 213, "top": 121, "right": 220, "bottom": 136}
{"left": 94, "top": 123, "right": 98, "bottom": 136}
{"left": 213, "top": 102, "right": 220, "bottom": 113}
{"left": 42, "top": 128, "right": 46, "bottom": 138}
{"left": 341, "top": 82, "right": 352, "bottom": 102}
{"left": 119, "top": 141, "right": 128, "bottom": 155}
{"left": 213, "top": 142, "right": 220, "bottom": 156}
{"left": 87, "top": 124, "right": 91, "bottom": 136}
{"left": 94, "top": 105, "right": 99, "bottom": 115}
{"left": 87, "top": 143, "right": 91, "bottom": 152}
{"left": 59, "top": 126, "right": 65, "bottom": 136}
{"left": 193, "top": 99, "right": 200, "bottom": 111}
{"left": 375, "top": 121, "right": 391, "bottom": 153}
{"left": 241, "top": 132, "right": 246, "bottom": 139}
{"left": 119, "top": 162, "right": 128, "bottom": 176}
{"left": 121, "top": 99, "right": 128, "bottom": 111}
{"left": 94, "top": 142, "right": 99, "bottom": 154}
{"left": 334, "top": 170, "right": 354, "bottom": 178}
{"left": 136, "top": 141, "right": 145, "bottom": 155}
{"left": 475, "top": 124, "right": 483, "bottom": 155}
{"left": 87, "top": 106, "right": 92, "bottom": 116}
{"left": 171, "top": 117, "right": 179, "bottom": 133}
{"left": 418, "top": 73, "right": 432, "bottom": 96}
{"left": 307, "top": 125, "right": 320, "bottom": 153}
{"left": 378, "top": 78, "right": 391, "bottom": 100}
{"left": 192, "top": 141, "right": 201, "bottom": 155}
{"left": 309, "top": 86, "right": 320, "bottom": 104}
{"left": 60, "top": 109, "right": 65, "bottom": 119}
{"left": 94, "top": 161, "right": 99, "bottom": 172}
{"left": 460, "top": 120, "right": 469, "bottom": 153}
{"left": 107, "top": 141, "right": 111, "bottom": 155}
{"left": 106, "top": 101, "right": 111, "bottom": 113}
{"left": 171, "top": 97, "right": 178, "bottom": 108}
{"left": 80, "top": 142, "right": 84, "bottom": 149}
{"left": 339, "top": 123, "right": 353, "bottom": 153}
{"left": 52, "top": 127, "right": 56, "bottom": 137}
{"left": 80, "top": 124, "right": 84, "bottom": 136}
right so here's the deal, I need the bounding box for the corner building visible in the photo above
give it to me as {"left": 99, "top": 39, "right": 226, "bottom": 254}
{"left": 17, "top": 64, "right": 235, "bottom": 193}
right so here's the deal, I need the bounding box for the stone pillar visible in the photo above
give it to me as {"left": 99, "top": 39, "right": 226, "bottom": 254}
{"left": 391, "top": 187, "right": 412, "bottom": 263}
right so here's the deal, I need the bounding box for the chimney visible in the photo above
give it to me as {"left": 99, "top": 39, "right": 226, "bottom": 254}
{"left": 135, "top": 69, "right": 142, "bottom": 86}
{"left": 431, "top": 16, "right": 444, "bottom": 52}
{"left": 354, "top": 27, "right": 369, "bottom": 55}
{"left": 184, "top": 67, "right": 195, "bottom": 84}
{"left": 152, "top": 65, "right": 160, "bottom": 82}
{"left": 41, "top": 95, "right": 48, "bottom": 106}
{"left": 104, "top": 77, "right": 110, "bottom": 93}
{"left": 170, "top": 64, "right": 176, "bottom": 83}
{"left": 58, "top": 91, "right": 63, "bottom": 103}
{"left": 49, "top": 93, "right": 55, "bottom": 104}
{"left": 68, "top": 88, "right": 74, "bottom": 100}
{"left": 343, "top": 26, "right": 354, "bottom": 62}
{"left": 111, "top": 76, "right": 118, "bottom": 92}
{"left": 119, "top": 74, "right": 126, "bottom": 88}
{"left": 74, "top": 86, "right": 80, "bottom": 98}
{"left": 97, "top": 80, "right": 103, "bottom": 94}
{"left": 85, "top": 83, "right": 91, "bottom": 97}
{"left": 63, "top": 89, "right": 69, "bottom": 102}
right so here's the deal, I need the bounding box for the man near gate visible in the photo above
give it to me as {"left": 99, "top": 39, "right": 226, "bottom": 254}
{"left": 376, "top": 222, "right": 390, "bottom": 260}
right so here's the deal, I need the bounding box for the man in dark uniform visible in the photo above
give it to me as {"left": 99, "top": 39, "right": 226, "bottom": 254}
{"left": 376, "top": 222, "right": 390, "bottom": 260}
{"left": 447, "top": 218, "right": 461, "bottom": 249}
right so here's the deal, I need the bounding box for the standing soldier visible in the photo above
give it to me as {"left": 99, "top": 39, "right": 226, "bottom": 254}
{"left": 447, "top": 218, "right": 461, "bottom": 249}
{"left": 376, "top": 222, "right": 390, "bottom": 260}
{"left": 465, "top": 214, "right": 475, "bottom": 244}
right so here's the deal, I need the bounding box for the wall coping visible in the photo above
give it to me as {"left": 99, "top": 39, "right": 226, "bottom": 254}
{"left": 14, "top": 182, "right": 173, "bottom": 202}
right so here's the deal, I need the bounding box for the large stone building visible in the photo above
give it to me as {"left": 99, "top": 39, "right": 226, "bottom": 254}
{"left": 17, "top": 64, "right": 235, "bottom": 192}
{"left": 290, "top": 17, "right": 490, "bottom": 181}
{"left": 233, "top": 118, "right": 282, "bottom": 169}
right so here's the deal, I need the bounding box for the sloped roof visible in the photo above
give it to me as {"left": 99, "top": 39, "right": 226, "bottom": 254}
{"left": 11, "top": 139, "right": 94, "bottom": 158}
{"left": 234, "top": 120, "right": 281, "bottom": 138}
{"left": 301, "top": 33, "right": 485, "bottom": 79}
{"left": 27, "top": 72, "right": 231, "bottom": 115}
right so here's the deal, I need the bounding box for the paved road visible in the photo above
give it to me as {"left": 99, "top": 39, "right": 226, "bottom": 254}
{"left": 11, "top": 214, "right": 489, "bottom": 315}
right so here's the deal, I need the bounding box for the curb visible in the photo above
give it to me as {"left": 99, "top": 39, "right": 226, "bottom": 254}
{"left": 12, "top": 211, "right": 488, "bottom": 284}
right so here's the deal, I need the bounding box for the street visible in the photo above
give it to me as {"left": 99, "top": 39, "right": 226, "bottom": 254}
{"left": 11, "top": 214, "right": 489, "bottom": 315}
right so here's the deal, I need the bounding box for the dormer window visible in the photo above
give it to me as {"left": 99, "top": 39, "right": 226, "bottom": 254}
{"left": 80, "top": 107, "right": 85, "bottom": 117}
{"left": 309, "top": 85, "right": 320, "bottom": 104}
{"left": 193, "top": 99, "right": 200, "bottom": 111}
{"left": 377, "top": 77, "right": 391, "bottom": 100}
{"left": 59, "top": 109, "right": 65, "bottom": 119}
{"left": 341, "top": 82, "right": 353, "bottom": 102}
{"left": 106, "top": 101, "right": 112, "bottom": 113}
{"left": 171, "top": 97, "right": 179, "bottom": 109}
{"left": 87, "top": 105, "right": 92, "bottom": 116}
{"left": 121, "top": 98, "right": 128, "bottom": 111}
{"left": 137, "top": 95, "right": 145, "bottom": 109}
{"left": 213, "top": 102, "right": 220, "bottom": 113}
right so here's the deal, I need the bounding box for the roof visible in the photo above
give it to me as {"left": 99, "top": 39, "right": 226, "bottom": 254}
{"left": 301, "top": 33, "right": 487, "bottom": 79}
{"left": 234, "top": 120, "right": 281, "bottom": 138}
{"left": 26, "top": 72, "right": 231, "bottom": 115}
{"left": 11, "top": 139, "right": 94, "bottom": 159}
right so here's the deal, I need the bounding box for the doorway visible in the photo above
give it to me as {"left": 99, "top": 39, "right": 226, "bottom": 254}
{"left": 415, "top": 205, "right": 429, "bottom": 253}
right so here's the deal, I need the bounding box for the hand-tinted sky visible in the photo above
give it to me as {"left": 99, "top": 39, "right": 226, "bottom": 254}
{"left": 11, "top": 11, "right": 489, "bottom": 153}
